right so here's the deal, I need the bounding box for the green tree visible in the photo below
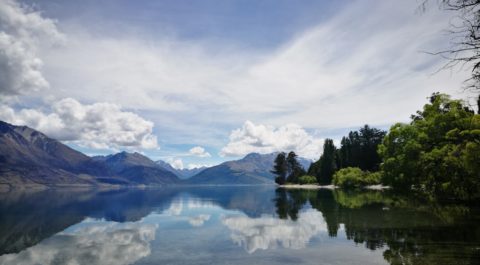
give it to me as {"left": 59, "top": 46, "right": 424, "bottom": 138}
{"left": 379, "top": 93, "right": 480, "bottom": 200}
{"left": 310, "top": 139, "right": 338, "bottom": 185}
{"left": 286, "top": 151, "right": 305, "bottom": 183}
{"left": 337, "top": 125, "right": 386, "bottom": 171}
{"left": 271, "top": 152, "right": 287, "bottom": 185}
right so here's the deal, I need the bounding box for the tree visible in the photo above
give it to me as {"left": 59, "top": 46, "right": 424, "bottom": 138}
{"left": 286, "top": 151, "right": 306, "bottom": 183}
{"left": 337, "top": 125, "right": 386, "bottom": 171}
{"left": 310, "top": 139, "right": 338, "bottom": 185}
{"left": 379, "top": 93, "right": 480, "bottom": 200}
{"left": 271, "top": 152, "right": 287, "bottom": 185}
{"left": 477, "top": 94, "right": 480, "bottom": 114}
{"left": 422, "top": 0, "right": 480, "bottom": 90}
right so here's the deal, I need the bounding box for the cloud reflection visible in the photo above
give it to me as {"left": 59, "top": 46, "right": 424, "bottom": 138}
{"left": 0, "top": 222, "right": 157, "bottom": 265}
{"left": 222, "top": 209, "right": 327, "bottom": 253}
{"left": 189, "top": 214, "right": 211, "bottom": 227}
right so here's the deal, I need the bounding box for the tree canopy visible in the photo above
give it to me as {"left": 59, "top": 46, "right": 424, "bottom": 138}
{"left": 337, "top": 125, "right": 386, "bottom": 171}
{"left": 379, "top": 93, "right": 480, "bottom": 200}
{"left": 272, "top": 151, "right": 305, "bottom": 185}
{"left": 271, "top": 152, "right": 287, "bottom": 185}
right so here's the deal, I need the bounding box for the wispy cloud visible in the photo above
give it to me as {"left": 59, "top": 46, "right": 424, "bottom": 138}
{"left": 0, "top": 0, "right": 470, "bottom": 160}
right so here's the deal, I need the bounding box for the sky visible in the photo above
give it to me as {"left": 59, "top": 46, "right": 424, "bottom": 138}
{"left": 0, "top": 0, "right": 474, "bottom": 169}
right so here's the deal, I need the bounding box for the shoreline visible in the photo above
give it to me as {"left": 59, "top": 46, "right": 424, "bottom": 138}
{"left": 279, "top": 184, "right": 390, "bottom": 190}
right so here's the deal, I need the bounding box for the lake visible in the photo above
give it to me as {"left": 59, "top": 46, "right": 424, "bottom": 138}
{"left": 0, "top": 186, "right": 478, "bottom": 265}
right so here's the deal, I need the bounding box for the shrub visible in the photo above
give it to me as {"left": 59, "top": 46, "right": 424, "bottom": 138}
{"left": 333, "top": 167, "right": 381, "bottom": 188}
{"left": 298, "top": 175, "right": 317, "bottom": 184}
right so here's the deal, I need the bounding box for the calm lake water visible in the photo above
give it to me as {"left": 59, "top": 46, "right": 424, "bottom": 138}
{"left": 0, "top": 186, "right": 478, "bottom": 265}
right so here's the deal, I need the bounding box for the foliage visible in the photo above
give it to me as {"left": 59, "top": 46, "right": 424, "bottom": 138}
{"left": 333, "top": 189, "right": 394, "bottom": 208}
{"left": 337, "top": 125, "right": 386, "bottom": 171}
{"left": 271, "top": 152, "right": 287, "bottom": 185}
{"left": 332, "top": 167, "right": 381, "bottom": 188}
{"left": 286, "top": 151, "right": 306, "bottom": 183}
{"left": 272, "top": 151, "right": 305, "bottom": 185}
{"left": 309, "top": 138, "right": 337, "bottom": 185}
{"left": 379, "top": 93, "right": 480, "bottom": 201}
{"left": 298, "top": 175, "right": 317, "bottom": 184}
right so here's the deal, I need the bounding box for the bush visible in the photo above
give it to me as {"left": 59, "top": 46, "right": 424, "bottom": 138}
{"left": 364, "top": 171, "right": 382, "bottom": 185}
{"left": 333, "top": 167, "right": 381, "bottom": 188}
{"left": 298, "top": 175, "right": 317, "bottom": 184}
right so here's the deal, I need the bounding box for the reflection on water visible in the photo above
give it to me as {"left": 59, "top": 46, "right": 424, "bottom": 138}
{"left": 0, "top": 222, "right": 157, "bottom": 265}
{"left": 0, "top": 187, "right": 478, "bottom": 265}
{"left": 222, "top": 209, "right": 326, "bottom": 253}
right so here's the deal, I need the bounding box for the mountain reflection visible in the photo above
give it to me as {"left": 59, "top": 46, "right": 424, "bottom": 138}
{"left": 0, "top": 187, "right": 478, "bottom": 265}
{"left": 0, "top": 222, "right": 157, "bottom": 265}
{"left": 0, "top": 186, "right": 275, "bottom": 255}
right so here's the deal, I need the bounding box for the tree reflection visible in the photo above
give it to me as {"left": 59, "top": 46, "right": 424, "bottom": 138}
{"left": 274, "top": 188, "right": 480, "bottom": 265}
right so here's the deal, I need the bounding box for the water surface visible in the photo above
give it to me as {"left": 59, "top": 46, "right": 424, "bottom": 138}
{"left": 0, "top": 186, "right": 478, "bottom": 265}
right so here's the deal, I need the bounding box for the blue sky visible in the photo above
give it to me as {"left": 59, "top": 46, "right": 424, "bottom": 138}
{"left": 0, "top": 0, "right": 473, "bottom": 168}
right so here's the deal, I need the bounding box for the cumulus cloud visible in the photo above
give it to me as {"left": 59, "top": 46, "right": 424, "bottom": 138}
{"left": 189, "top": 146, "right": 211, "bottom": 158}
{"left": 222, "top": 209, "right": 327, "bottom": 253}
{"left": 0, "top": 98, "right": 158, "bottom": 150}
{"left": 220, "top": 120, "right": 323, "bottom": 160}
{"left": 0, "top": 0, "right": 64, "bottom": 97}
{"left": 188, "top": 214, "right": 211, "bottom": 227}
{"left": 0, "top": 222, "right": 157, "bottom": 265}
{"left": 170, "top": 158, "right": 184, "bottom": 170}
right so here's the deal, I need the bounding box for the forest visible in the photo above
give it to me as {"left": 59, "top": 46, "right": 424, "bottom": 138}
{"left": 272, "top": 93, "right": 480, "bottom": 201}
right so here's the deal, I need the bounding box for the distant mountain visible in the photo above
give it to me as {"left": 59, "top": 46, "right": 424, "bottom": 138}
{"left": 155, "top": 160, "right": 208, "bottom": 179}
{"left": 0, "top": 120, "right": 99, "bottom": 187}
{"left": 187, "top": 153, "right": 312, "bottom": 185}
{"left": 0, "top": 120, "right": 313, "bottom": 187}
{"left": 0, "top": 121, "right": 180, "bottom": 187}
{"left": 94, "top": 152, "right": 179, "bottom": 185}
{"left": 296, "top": 156, "right": 313, "bottom": 171}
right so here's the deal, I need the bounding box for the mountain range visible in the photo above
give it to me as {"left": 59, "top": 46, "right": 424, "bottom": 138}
{"left": 154, "top": 160, "right": 207, "bottom": 179}
{"left": 187, "top": 153, "right": 311, "bottom": 185}
{"left": 0, "top": 121, "right": 312, "bottom": 188}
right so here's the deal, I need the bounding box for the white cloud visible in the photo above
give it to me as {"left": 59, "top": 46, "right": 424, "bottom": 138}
{"left": 220, "top": 120, "right": 323, "bottom": 160}
{"left": 0, "top": 98, "right": 158, "bottom": 150}
{"left": 0, "top": 0, "right": 64, "bottom": 97}
{"left": 188, "top": 214, "right": 211, "bottom": 227}
{"left": 29, "top": 0, "right": 467, "bottom": 151}
{"left": 186, "top": 163, "right": 212, "bottom": 170}
{"left": 189, "top": 146, "right": 211, "bottom": 158}
{"left": 170, "top": 158, "right": 184, "bottom": 170}
{"left": 0, "top": 222, "right": 157, "bottom": 265}
{"left": 222, "top": 209, "right": 327, "bottom": 253}
{"left": 0, "top": 0, "right": 471, "bottom": 155}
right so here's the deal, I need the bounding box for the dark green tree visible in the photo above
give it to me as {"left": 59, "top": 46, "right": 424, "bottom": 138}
{"left": 337, "top": 125, "right": 386, "bottom": 171}
{"left": 286, "top": 151, "right": 305, "bottom": 183}
{"left": 318, "top": 139, "right": 337, "bottom": 184}
{"left": 271, "top": 152, "right": 287, "bottom": 185}
{"left": 310, "top": 139, "right": 338, "bottom": 185}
